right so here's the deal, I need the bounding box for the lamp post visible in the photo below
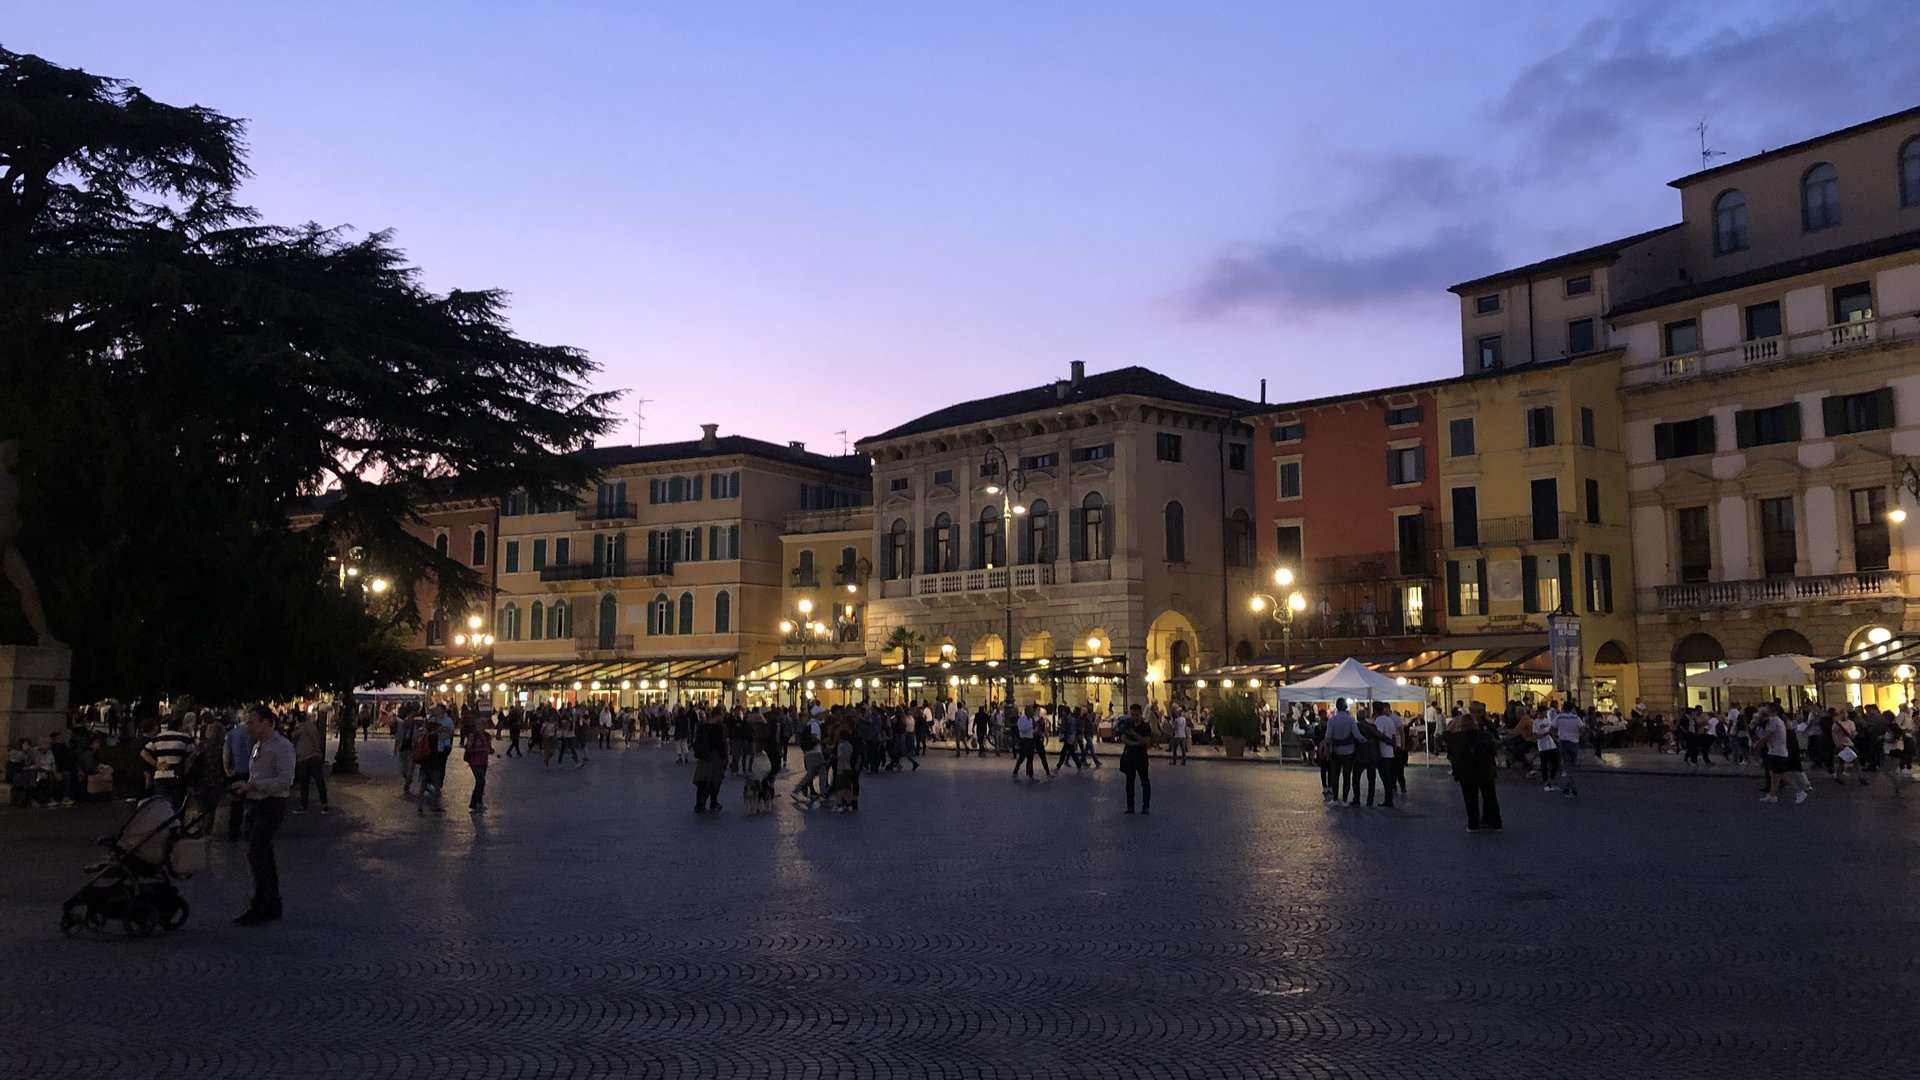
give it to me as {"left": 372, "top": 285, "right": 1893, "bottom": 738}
{"left": 327, "top": 544, "right": 391, "bottom": 775}
{"left": 1889, "top": 461, "right": 1920, "bottom": 523}
{"left": 1251, "top": 566, "right": 1307, "bottom": 736}
{"left": 451, "top": 614, "right": 496, "bottom": 722}
{"left": 981, "top": 446, "right": 1027, "bottom": 707}
{"left": 779, "top": 597, "right": 830, "bottom": 711}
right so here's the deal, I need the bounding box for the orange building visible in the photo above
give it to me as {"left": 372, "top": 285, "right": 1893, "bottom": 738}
{"left": 1247, "top": 379, "right": 1447, "bottom": 672}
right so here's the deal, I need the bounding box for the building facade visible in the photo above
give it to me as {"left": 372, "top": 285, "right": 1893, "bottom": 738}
{"left": 760, "top": 505, "right": 874, "bottom": 706}
{"left": 857, "top": 363, "right": 1260, "bottom": 710}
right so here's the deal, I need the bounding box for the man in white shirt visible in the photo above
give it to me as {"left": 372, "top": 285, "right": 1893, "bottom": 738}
{"left": 1551, "top": 704, "right": 1586, "bottom": 797}
{"left": 1169, "top": 710, "right": 1191, "bottom": 765}
{"left": 1372, "top": 703, "right": 1404, "bottom": 806}
{"left": 1532, "top": 707, "right": 1560, "bottom": 790}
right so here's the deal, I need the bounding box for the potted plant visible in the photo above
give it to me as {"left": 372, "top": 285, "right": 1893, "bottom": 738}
{"left": 1211, "top": 693, "right": 1262, "bottom": 759}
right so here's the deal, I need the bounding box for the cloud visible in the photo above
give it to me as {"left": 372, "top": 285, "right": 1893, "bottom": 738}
{"left": 1187, "top": 224, "right": 1498, "bottom": 317}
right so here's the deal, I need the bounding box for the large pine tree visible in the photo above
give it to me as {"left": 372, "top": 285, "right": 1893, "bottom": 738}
{"left": 0, "top": 47, "right": 616, "bottom": 705}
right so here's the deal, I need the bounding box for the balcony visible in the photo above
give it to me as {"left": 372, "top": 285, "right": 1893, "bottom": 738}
{"left": 1304, "top": 544, "right": 1440, "bottom": 584}
{"left": 913, "top": 564, "right": 1055, "bottom": 596}
{"left": 1654, "top": 570, "right": 1898, "bottom": 611}
{"left": 1261, "top": 613, "right": 1439, "bottom": 645}
{"left": 537, "top": 559, "right": 671, "bottom": 582}
{"left": 576, "top": 500, "right": 637, "bottom": 524}
{"left": 783, "top": 506, "right": 872, "bottom": 535}
{"left": 1445, "top": 514, "right": 1582, "bottom": 549}
{"left": 575, "top": 633, "right": 634, "bottom": 655}
{"left": 791, "top": 567, "right": 820, "bottom": 588}
{"left": 1625, "top": 311, "right": 1918, "bottom": 386}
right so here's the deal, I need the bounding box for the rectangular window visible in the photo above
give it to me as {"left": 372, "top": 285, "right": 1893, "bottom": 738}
{"left": 1734, "top": 402, "right": 1802, "bottom": 448}
{"left": 504, "top": 541, "right": 520, "bottom": 573}
{"left": 1745, "top": 301, "right": 1782, "bottom": 341}
{"left": 1384, "top": 404, "right": 1422, "bottom": 427}
{"left": 1269, "top": 421, "right": 1304, "bottom": 443}
{"left": 1447, "top": 559, "right": 1487, "bottom": 616}
{"left": 1584, "top": 478, "right": 1601, "bottom": 525}
{"left": 532, "top": 539, "right": 548, "bottom": 571}
{"left": 1585, "top": 553, "right": 1615, "bottom": 613}
{"left": 1156, "top": 433, "right": 1183, "bottom": 462}
{"left": 1274, "top": 525, "right": 1303, "bottom": 571}
{"left": 1567, "top": 318, "right": 1596, "bottom": 354}
{"left": 1851, "top": 488, "right": 1891, "bottom": 571}
{"left": 1579, "top": 406, "right": 1596, "bottom": 447}
{"left": 503, "top": 492, "right": 528, "bottom": 516}
{"left": 1019, "top": 453, "right": 1058, "bottom": 471}
{"left": 1759, "top": 497, "right": 1796, "bottom": 577}
{"left": 1477, "top": 335, "right": 1502, "bottom": 370}
{"left": 1663, "top": 319, "right": 1699, "bottom": 357}
{"left": 1276, "top": 460, "right": 1302, "bottom": 500}
{"left": 1653, "top": 416, "right": 1716, "bottom": 459}
{"left": 1450, "top": 487, "right": 1479, "bottom": 547}
{"left": 1395, "top": 512, "right": 1428, "bottom": 576}
{"left": 1822, "top": 388, "right": 1895, "bottom": 436}
{"left": 1530, "top": 478, "right": 1560, "bottom": 540}
{"left": 889, "top": 477, "right": 910, "bottom": 493}
{"left": 932, "top": 469, "right": 954, "bottom": 485}
{"left": 1522, "top": 554, "right": 1561, "bottom": 613}
{"left": 1676, "top": 506, "right": 1712, "bottom": 584}
{"left": 1386, "top": 446, "right": 1424, "bottom": 486}
{"left": 1228, "top": 443, "right": 1248, "bottom": 471}
{"left": 1475, "top": 294, "right": 1501, "bottom": 314}
{"left": 1526, "top": 406, "right": 1555, "bottom": 448}
{"left": 1565, "top": 274, "right": 1592, "bottom": 296}
{"left": 1448, "top": 417, "right": 1475, "bottom": 457}
{"left": 1070, "top": 443, "right": 1114, "bottom": 462}
{"left": 1832, "top": 282, "right": 1874, "bottom": 325}
{"left": 679, "top": 528, "right": 702, "bottom": 563}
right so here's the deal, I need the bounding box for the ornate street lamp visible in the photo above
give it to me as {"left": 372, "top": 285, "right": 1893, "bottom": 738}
{"left": 1889, "top": 461, "right": 1920, "bottom": 523}
{"left": 779, "top": 597, "right": 830, "bottom": 710}
{"left": 1250, "top": 566, "right": 1307, "bottom": 684}
{"left": 452, "top": 614, "right": 496, "bottom": 720}
{"left": 981, "top": 446, "right": 1027, "bottom": 706}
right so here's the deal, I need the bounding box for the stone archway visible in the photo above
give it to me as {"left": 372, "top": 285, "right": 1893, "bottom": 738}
{"left": 1758, "top": 628, "right": 1813, "bottom": 657}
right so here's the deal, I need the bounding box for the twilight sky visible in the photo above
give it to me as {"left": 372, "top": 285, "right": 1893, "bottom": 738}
{"left": 13, "top": 2, "right": 1920, "bottom": 451}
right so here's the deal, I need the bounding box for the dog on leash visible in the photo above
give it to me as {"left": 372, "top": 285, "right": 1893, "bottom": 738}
{"left": 742, "top": 765, "right": 776, "bottom": 815}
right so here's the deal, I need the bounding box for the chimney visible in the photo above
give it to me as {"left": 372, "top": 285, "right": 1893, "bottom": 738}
{"left": 1260, "top": 378, "right": 1267, "bottom": 405}
{"left": 1070, "top": 360, "right": 1085, "bottom": 386}
{"left": 788, "top": 440, "right": 806, "bottom": 452}
{"left": 699, "top": 423, "right": 718, "bottom": 450}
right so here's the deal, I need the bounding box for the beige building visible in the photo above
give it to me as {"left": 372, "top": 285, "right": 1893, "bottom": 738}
{"left": 756, "top": 505, "right": 874, "bottom": 706}
{"left": 473, "top": 425, "right": 869, "bottom": 707}
{"left": 856, "top": 363, "right": 1260, "bottom": 710}
{"left": 1609, "top": 106, "right": 1920, "bottom": 713}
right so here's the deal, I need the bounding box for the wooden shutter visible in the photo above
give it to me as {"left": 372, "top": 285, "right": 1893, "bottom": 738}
{"left": 1070, "top": 509, "right": 1086, "bottom": 562}
{"left": 1556, "top": 553, "right": 1574, "bottom": 609}
{"left": 1446, "top": 560, "right": 1462, "bottom": 617}
{"left": 1873, "top": 387, "right": 1896, "bottom": 429}
{"left": 1653, "top": 422, "right": 1676, "bottom": 460}
{"left": 1521, "top": 555, "right": 1539, "bottom": 613}
{"left": 1475, "top": 560, "right": 1489, "bottom": 615}
{"left": 1734, "top": 410, "right": 1757, "bottom": 449}
{"left": 1822, "top": 395, "right": 1846, "bottom": 437}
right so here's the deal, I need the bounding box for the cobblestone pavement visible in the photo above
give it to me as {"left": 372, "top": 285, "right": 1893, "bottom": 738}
{"left": 2, "top": 740, "right": 1916, "bottom": 1079}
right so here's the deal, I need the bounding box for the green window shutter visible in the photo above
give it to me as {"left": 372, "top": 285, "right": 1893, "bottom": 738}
{"left": 1653, "top": 423, "right": 1675, "bottom": 460}
{"left": 1556, "top": 553, "right": 1574, "bottom": 608}
{"left": 1070, "top": 509, "right": 1086, "bottom": 562}
{"left": 1522, "top": 555, "right": 1539, "bottom": 613}
{"left": 1873, "top": 387, "right": 1896, "bottom": 430}
{"left": 1821, "top": 395, "right": 1846, "bottom": 437}
{"left": 1475, "top": 561, "right": 1489, "bottom": 615}
{"left": 1784, "top": 403, "right": 1803, "bottom": 441}
{"left": 1446, "top": 561, "right": 1462, "bottom": 617}
{"left": 1734, "top": 410, "right": 1756, "bottom": 449}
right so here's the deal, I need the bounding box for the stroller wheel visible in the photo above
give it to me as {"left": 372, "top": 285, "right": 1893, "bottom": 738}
{"left": 122, "top": 901, "right": 159, "bottom": 937}
{"left": 83, "top": 909, "right": 109, "bottom": 932}
{"left": 161, "top": 897, "right": 190, "bottom": 930}
{"left": 60, "top": 904, "right": 85, "bottom": 937}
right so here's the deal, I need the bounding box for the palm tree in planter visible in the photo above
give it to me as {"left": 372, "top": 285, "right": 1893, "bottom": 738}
{"left": 1211, "top": 693, "right": 1263, "bottom": 759}
{"left": 882, "top": 626, "right": 924, "bottom": 704}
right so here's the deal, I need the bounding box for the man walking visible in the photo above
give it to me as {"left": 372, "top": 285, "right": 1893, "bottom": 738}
{"left": 1168, "top": 709, "right": 1190, "bottom": 765}
{"left": 504, "top": 707, "right": 523, "bottom": 758}
{"left": 465, "top": 720, "right": 494, "bottom": 813}
{"left": 419, "top": 704, "right": 455, "bottom": 814}
{"left": 1053, "top": 708, "right": 1087, "bottom": 771}
{"left": 230, "top": 704, "right": 294, "bottom": 925}
{"left": 290, "top": 711, "right": 330, "bottom": 814}
{"left": 222, "top": 713, "right": 255, "bottom": 841}
{"left": 140, "top": 717, "right": 195, "bottom": 809}
{"left": 1323, "top": 699, "right": 1360, "bottom": 805}
{"left": 1118, "top": 704, "right": 1154, "bottom": 814}
{"left": 1011, "top": 705, "right": 1053, "bottom": 781}
{"left": 1551, "top": 702, "right": 1586, "bottom": 798}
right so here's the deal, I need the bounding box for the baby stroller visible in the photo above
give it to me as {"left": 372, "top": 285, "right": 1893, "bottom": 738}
{"left": 60, "top": 794, "right": 212, "bottom": 937}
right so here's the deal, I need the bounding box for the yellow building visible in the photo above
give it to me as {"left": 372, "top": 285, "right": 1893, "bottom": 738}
{"left": 1423, "top": 352, "right": 1638, "bottom": 711}
{"left": 753, "top": 506, "right": 874, "bottom": 707}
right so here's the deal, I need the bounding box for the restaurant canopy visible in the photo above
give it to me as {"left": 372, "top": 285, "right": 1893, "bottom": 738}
{"left": 1684, "top": 654, "right": 1816, "bottom": 688}
{"left": 1270, "top": 658, "right": 1427, "bottom": 703}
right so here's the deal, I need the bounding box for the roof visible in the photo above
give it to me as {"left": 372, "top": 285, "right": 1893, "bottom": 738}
{"left": 1608, "top": 227, "right": 1920, "bottom": 318}
{"left": 1670, "top": 105, "right": 1920, "bottom": 188}
{"left": 1249, "top": 372, "right": 1460, "bottom": 418}
{"left": 574, "top": 435, "right": 869, "bottom": 479}
{"left": 859, "top": 365, "right": 1259, "bottom": 445}
{"left": 1448, "top": 223, "right": 1682, "bottom": 294}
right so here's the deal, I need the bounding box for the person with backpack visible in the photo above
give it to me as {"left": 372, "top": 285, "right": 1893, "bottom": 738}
{"left": 1445, "top": 707, "right": 1503, "bottom": 832}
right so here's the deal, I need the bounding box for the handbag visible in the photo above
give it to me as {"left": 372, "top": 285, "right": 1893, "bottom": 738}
{"left": 1837, "top": 745, "right": 1858, "bottom": 763}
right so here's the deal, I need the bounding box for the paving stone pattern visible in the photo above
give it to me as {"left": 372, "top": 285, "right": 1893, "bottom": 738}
{"left": 2, "top": 742, "right": 1916, "bottom": 1078}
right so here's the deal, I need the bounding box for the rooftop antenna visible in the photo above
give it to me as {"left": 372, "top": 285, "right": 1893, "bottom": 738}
{"left": 1695, "top": 121, "right": 1726, "bottom": 172}
{"left": 835, "top": 429, "right": 850, "bottom": 455}
{"left": 634, "top": 397, "right": 655, "bottom": 445}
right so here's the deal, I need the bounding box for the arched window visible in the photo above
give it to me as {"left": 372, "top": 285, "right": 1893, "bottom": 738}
{"left": 677, "top": 592, "right": 695, "bottom": 635}
{"left": 597, "top": 594, "right": 618, "bottom": 649}
{"left": 714, "top": 590, "right": 732, "bottom": 634}
{"left": 1802, "top": 163, "right": 1840, "bottom": 231}
{"left": 1227, "top": 509, "right": 1254, "bottom": 568}
{"left": 434, "top": 533, "right": 450, "bottom": 559}
{"left": 498, "top": 602, "right": 521, "bottom": 642}
{"left": 796, "top": 548, "right": 816, "bottom": 586}
{"left": 471, "top": 529, "right": 488, "bottom": 566}
{"left": 1164, "top": 500, "right": 1186, "bottom": 563}
{"left": 648, "top": 593, "right": 671, "bottom": 636}
{"left": 548, "top": 600, "right": 570, "bottom": 640}
{"left": 1023, "top": 499, "right": 1053, "bottom": 564}
{"left": 1712, "top": 189, "right": 1747, "bottom": 253}
{"left": 1076, "top": 492, "right": 1108, "bottom": 561}
{"left": 886, "top": 519, "right": 911, "bottom": 580}
{"left": 529, "top": 601, "right": 545, "bottom": 641}
{"left": 1901, "top": 137, "right": 1920, "bottom": 207}
{"left": 933, "top": 512, "right": 956, "bottom": 572}
{"left": 975, "top": 506, "right": 1003, "bottom": 569}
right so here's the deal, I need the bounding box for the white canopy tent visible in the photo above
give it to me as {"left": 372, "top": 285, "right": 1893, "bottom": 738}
{"left": 352, "top": 683, "right": 427, "bottom": 700}
{"left": 1683, "top": 654, "right": 1816, "bottom": 688}
{"left": 1271, "top": 658, "right": 1427, "bottom": 704}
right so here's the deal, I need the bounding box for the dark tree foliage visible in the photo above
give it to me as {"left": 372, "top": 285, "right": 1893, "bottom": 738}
{"left": 0, "top": 47, "right": 616, "bottom": 701}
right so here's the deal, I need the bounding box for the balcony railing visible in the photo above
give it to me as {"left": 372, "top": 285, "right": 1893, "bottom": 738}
{"left": 1303, "top": 546, "right": 1440, "bottom": 583}
{"left": 537, "top": 559, "right": 670, "bottom": 582}
{"left": 1625, "top": 312, "right": 1917, "bottom": 386}
{"left": 575, "top": 633, "right": 635, "bottom": 653}
{"left": 576, "top": 500, "right": 637, "bottom": 522}
{"left": 913, "top": 564, "right": 1054, "bottom": 596}
{"left": 1446, "top": 514, "right": 1582, "bottom": 548}
{"left": 1262, "top": 615, "right": 1439, "bottom": 642}
{"left": 1654, "top": 570, "right": 1897, "bottom": 610}
{"left": 791, "top": 568, "right": 820, "bottom": 588}
{"left": 782, "top": 506, "right": 873, "bottom": 535}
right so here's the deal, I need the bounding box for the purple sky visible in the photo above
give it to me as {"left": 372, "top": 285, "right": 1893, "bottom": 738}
{"left": 14, "top": 2, "right": 1919, "bottom": 451}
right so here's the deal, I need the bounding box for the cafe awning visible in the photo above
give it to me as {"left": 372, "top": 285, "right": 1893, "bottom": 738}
{"left": 1812, "top": 636, "right": 1920, "bottom": 683}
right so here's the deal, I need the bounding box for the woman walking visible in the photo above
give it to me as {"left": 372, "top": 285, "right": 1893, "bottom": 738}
{"left": 1445, "top": 710, "right": 1502, "bottom": 833}
{"left": 692, "top": 710, "right": 727, "bottom": 813}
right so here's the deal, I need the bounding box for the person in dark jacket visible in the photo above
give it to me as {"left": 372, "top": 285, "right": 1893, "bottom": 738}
{"left": 692, "top": 711, "right": 728, "bottom": 812}
{"left": 1445, "top": 708, "right": 1502, "bottom": 832}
